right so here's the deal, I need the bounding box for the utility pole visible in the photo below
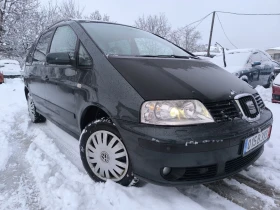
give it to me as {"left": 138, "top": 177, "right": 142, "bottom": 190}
{"left": 207, "top": 11, "right": 215, "bottom": 57}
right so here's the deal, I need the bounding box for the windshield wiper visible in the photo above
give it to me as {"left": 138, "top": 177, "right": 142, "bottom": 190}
{"left": 135, "top": 55, "right": 198, "bottom": 59}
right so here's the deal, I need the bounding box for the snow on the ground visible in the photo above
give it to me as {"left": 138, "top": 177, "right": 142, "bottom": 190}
{"left": 242, "top": 86, "right": 280, "bottom": 191}
{"left": 0, "top": 79, "right": 25, "bottom": 171}
{"left": 1, "top": 79, "right": 280, "bottom": 210}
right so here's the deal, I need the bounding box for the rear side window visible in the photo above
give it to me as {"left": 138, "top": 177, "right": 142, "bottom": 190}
{"left": 50, "top": 26, "right": 77, "bottom": 59}
{"left": 250, "top": 53, "right": 262, "bottom": 63}
{"left": 78, "top": 44, "right": 92, "bottom": 66}
{"left": 260, "top": 52, "right": 271, "bottom": 62}
{"left": 33, "top": 30, "right": 53, "bottom": 62}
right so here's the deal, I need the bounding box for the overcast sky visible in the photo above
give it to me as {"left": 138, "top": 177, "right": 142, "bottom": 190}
{"left": 43, "top": 0, "right": 280, "bottom": 51}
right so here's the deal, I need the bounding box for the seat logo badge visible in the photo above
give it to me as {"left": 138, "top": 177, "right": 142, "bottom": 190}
{"left": 246, "top": 101, "right": 257, "bottom": 114}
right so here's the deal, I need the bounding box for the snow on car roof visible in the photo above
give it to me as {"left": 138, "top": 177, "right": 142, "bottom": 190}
{"left": 225, "top": 48, "right": 257, "bottom": 54}
{"left": 192, "top": 52, "right": 220, "bottom": 56}
{"left": 0, "top": 59, "right": 20, "bottom": 65}
{"left": 211, "top": 50, "right": 252, "bottom": 73}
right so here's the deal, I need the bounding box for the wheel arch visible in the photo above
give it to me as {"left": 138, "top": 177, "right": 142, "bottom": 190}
{"left": 80, "top": 105, "right": 112, "bottom": 132}
{"left": 24, "top": 86, "right": 29, "bottom": 100}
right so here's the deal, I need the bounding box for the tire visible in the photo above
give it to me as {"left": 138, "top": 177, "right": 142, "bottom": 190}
{"left": 27, "top": 93, "right": 46, "bottom": 123}
{"left": 79, "top": 118, "right": 136, "bottom": 186}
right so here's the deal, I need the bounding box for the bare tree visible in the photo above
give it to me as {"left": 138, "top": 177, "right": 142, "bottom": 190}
{"left": 85, "top": 10, "right": 110, "bottom": 21}
{"left": 169, "top": 26, "right": 202, "bottom": 52}
{"left": 0, "top": 0, "right": 40, "bottom": 56}
{"left": 135, "top": 14, "right": 171, "bottom": 38}
{"left": 59, "top": 0, "right": 83, "bottom": 19}
{"left": 0, "top": 0, "right": 111, "bottom": 58}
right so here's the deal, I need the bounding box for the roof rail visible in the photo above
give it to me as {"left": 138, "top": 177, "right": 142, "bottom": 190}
{"left": 47, "top": 19, "right": 72, "bottom": 29}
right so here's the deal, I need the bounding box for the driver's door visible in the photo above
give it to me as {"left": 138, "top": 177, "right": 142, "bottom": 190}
{"left": 44, "top": 25, "right": 79, "bottom": 133}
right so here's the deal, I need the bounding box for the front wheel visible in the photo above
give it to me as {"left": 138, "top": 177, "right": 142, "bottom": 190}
{"left": 27, "top": 93, "right": 46, "bottom": 123}
{"left": 79, "top": 118, "right": 135, "bottom": 186}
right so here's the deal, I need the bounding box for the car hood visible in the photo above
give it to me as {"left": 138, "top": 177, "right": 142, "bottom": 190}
{"left": 108, "top": 56, "right": 256, "bottom": 103}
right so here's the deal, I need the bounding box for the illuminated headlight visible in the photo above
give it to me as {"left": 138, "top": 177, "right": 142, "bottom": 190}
{"left": 141, "top": 100, "right": 214, "bottom": 125}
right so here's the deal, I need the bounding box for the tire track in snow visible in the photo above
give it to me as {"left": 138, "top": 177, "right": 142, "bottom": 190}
{"left": 0, "top": 111, "right": 41, "bottom": 210}
{"left": 205, "top": 178, "right": 278, "bottom": 210}
{"left": 233, "top": 174, "right": 280, "bottom": 204}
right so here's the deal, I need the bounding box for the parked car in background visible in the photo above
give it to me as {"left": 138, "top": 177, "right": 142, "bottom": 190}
{"left": 272, "top": 73, "right": 280, "bottom": 103}
{"left": 0, "top": 71, "right": 3, "bottom": 84}
{"left": 0, "top": 59, "right": 21, "bottom": 78}
{"left": 272, "top": 60, "right": 280, "bottom": 77}
{"left": 24, "top": 20, "right": 273, "bottom": 186}
{"left": 211, "top": 49, "right": 275, "bottom": 88}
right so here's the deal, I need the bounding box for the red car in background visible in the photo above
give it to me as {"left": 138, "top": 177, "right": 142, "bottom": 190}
{"left": 272, "top": 74, "right": 280, "bottom": 103}
{"left": 0, "top": 71, "right": 4, "bottom": 84}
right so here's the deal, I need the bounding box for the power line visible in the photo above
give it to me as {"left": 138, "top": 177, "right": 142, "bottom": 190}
{"left": 216, "top": 13, "right": 238, "bottom": 49}
{"left": 184, "top": 12, "right": 213, "bottom": 28}
{"left": 216, "top": 11, "right": 280, "bottom": 16}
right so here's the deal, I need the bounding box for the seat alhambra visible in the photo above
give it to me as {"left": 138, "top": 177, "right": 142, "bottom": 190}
{"left": 24, "top": 20, "right": 273, "bottom": 186}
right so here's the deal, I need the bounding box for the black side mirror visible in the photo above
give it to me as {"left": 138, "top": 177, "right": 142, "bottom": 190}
{"left": 252, "top": 61, "right": 261, "bottom": 67}
{"left": 46, "top": 52, "right": 73, "bottom": 65}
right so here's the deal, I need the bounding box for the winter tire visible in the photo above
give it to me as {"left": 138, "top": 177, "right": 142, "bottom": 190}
{"left": 27, "top": 93, "right": 46, "bottom": 123}
{"left": 79, "top": 118, "right": 135, "bottom": 186}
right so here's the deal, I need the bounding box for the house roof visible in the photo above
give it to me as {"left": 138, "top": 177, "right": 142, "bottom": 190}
{"left": 267, "top": 47, "right": 280, "bottom": 51}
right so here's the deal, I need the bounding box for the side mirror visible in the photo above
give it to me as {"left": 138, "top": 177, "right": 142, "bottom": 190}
{"left": 46, "top": 52, "right": 72, "bottom": 65}
{"left": 252, "top": 61, "right": 261, "bottom": 67}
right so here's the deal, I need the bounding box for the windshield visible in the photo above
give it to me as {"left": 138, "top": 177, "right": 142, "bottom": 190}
{"left": 81, "top": 22, "right": 191, "bottom": 57}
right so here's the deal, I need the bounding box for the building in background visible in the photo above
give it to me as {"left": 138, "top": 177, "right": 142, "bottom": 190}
{"left": 266, "top": 47, "right": 280, "bottom": 61}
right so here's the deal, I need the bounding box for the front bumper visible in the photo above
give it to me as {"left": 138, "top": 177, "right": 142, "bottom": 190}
{"left": 116, "top": 108, "right": 273, "bottom": 186}
{"left": 272, "top": 85, "right": 280, "bottom": 103}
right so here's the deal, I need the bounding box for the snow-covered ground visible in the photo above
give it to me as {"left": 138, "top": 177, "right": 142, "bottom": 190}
{"left": 1, "top": 79, "right": 280, "bottom": 210}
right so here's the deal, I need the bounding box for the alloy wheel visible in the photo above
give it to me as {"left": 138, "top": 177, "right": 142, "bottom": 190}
{"left": 85, "top": 130, "right": 129, "bottom": 181}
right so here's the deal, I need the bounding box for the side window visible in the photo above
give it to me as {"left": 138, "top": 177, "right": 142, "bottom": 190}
{"left": 260, "top": 52, "right": 270, "bottom": 62}
{"left": 250, "top": 53, "right": 262, "bottom": 63}
{"left": 78, "top": 44, "right": 92, "bottom": 66}
{"left": 33, "top": 30, "right": 53, "bottom": 62}
{"left": 50, "top": 26, "right": 77, "bottom": 59}
{"left": 26, "top": 43, "right": 36, "bottom": 63}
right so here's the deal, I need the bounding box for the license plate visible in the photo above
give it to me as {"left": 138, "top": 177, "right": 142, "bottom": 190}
{"left": 243, "top": 127, "right": 270, "bottom": 155}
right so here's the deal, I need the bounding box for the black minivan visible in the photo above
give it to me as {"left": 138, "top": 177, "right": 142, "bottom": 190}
{"left": 24, "top": 20, "right": 273, "bottom": 186}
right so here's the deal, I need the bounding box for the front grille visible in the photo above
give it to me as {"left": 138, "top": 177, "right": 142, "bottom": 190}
{"left": 238, "top": 96, "right": 259, "bottom": 118}
{"left": 253, "top": 93, "right": 265, "bottom": 109}
{"left": 225, "top": 146, "right": 263, "bottom": 174}
{"left": 179, "top": 165, "right": 217, "bottom": 181}
{"left": 162, "top": 165, "right": 218, "bottom": 181}
{"left": 205, "top": 100, "right": 241, "bottom": 122}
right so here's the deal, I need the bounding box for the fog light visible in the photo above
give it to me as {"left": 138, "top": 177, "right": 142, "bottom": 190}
{"left": 162, "top": 167, "right": 171, "bottom": 175}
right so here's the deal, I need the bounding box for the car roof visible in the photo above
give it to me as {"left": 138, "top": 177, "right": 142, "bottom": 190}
{"left": 47, "top": 19, "right": 136, "bottom": 31}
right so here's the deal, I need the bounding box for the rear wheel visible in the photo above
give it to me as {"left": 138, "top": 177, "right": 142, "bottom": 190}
{"left": 79, "top": 118, "right": 136, "bottom": 186}
{"left": 27, "top": 93, "right": 46, "bottom": 123}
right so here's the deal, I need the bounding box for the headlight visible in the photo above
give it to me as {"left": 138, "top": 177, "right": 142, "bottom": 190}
{"left": 141, "top": 100, "right": 214, "bottom": 125}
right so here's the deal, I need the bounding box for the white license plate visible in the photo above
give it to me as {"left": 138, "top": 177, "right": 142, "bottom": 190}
{"left": 243, "top": 127, "right": 270, "bottom": 155}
